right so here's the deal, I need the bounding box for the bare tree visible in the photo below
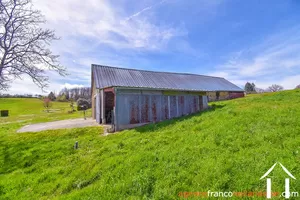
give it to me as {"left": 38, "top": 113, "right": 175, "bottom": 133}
{"left": 296, "top": 84, "right": 300, "bottom": 89}
{"left": 255, "top": 87, "right": 265, "bottom": 93}
{"left": 267, "top": 84, "right": 284, "bottom": 92}
{"left": 58, "top": 87, "right": 91, "bottom": 101}
{"left": 0, "top": 0, "right": 66, "bottom": 91}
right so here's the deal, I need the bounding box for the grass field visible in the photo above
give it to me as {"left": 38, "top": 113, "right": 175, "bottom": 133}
{"left": 1, "top": 90, "right": 300, "bottom": 199}
{"left": 0, "top": 98, "right": 91, "bottom": 124}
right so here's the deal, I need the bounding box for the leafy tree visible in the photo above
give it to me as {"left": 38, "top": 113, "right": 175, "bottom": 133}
{"left": 57, "top": 93, "right": 67, "bottom": 102}
{"left": 77, "top": 98, "right": 91, "bottom": 111}
{"left": 244, "top": 82, "right": 256, "bottom": 93}
{"left": 70, "top": 99, "right": 75, "bottom": 112}
{"left": 0, "top": 0, "right": 66, "bottom": 91}
{"left": 65, "top": 90, "right": 70, "bottom": 100}
{"left": 48, "top": 91, "right": 56, "bottom": 101}
{"left": 267, "top": 84, "right": 284, "bottom": 92}
{"left": 59, "top": 87, "right": 70, "bottom": 100}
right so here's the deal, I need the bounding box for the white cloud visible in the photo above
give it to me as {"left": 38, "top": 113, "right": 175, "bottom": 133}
{"left": 60, "top": 83, "right": 85, "bottom": 89}
{"left": 210, "top": 26, "right": 300, "bottom": 89}
{"left": 6, "top": 0, "right": 188, "bottom": 94}
{"left": 33, "top": 0, "right": 185, "bottom": 51}
{"left": 125, "top": 0, "right": 167, "bottom": 21}
{"left": 4, "top": 78, "right": 42, "bottom": 95}
{"left": 274, "top": 74, "right": 300, "bottom": 89}
{"left": 6, "top": 77, "right": 86, "bottom": 95}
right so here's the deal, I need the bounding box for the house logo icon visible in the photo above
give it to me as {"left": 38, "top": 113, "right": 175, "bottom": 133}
{"left": 260, "top": 162, "right": 296, "bottom": 199}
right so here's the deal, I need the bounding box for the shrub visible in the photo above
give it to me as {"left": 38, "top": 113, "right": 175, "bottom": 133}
{"left": 48, "top": 92, "right": 56, "bottom": 101}
{"left": 70, "top": 100, "right": 75, "bottom": 112}
{"left": 77, "top": 98, "right": 91, "bottom": 111}
{"left": 56, "top": 93, "right": 67, "bottom": 102}
{"left": 43, "top": 98, "right": 52, "bottom": 112}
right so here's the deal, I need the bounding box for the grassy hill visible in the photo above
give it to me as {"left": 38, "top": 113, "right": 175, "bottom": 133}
{"left": 1, "top": 90, "right": 300, "bottom": 199}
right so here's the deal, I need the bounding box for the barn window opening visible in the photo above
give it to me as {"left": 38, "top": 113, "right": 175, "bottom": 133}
{"left": 216, "top": 91, "right": 220, "bottom": 100}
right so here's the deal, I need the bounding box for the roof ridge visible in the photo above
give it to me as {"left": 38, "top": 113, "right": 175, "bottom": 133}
{"left": 91, "top": 64, "right": 224, "bottom": 79}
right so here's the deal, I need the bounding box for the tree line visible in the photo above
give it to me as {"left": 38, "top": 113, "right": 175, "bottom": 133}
{"left": 0, "top": 87, "right": 92, "bottom": 101}
{"left": 244, "top": 82, "right": 300, "bottom": 94}
{"left": 45, "top": 87, "right": 92, "bottom": 111}
{"left": 0, "top": 93, "right": 43, "bottom": 98}
{"left": 48, "top": 87, "right": 91, "bottom": 102}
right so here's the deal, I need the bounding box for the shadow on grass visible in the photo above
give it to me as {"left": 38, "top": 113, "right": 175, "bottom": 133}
{"left": 133, "top": 104, "right": 226, "bottom": 133}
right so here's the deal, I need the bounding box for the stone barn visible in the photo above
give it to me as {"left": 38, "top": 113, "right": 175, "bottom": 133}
{"left": 91, "top": 65, "right": 244, "bottom": 131}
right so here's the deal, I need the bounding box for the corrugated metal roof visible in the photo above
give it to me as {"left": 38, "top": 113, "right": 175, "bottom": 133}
{"left": 92, "top": 64, "right": 244, "bottom": 92}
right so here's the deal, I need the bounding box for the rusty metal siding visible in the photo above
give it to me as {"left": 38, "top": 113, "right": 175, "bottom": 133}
{"left": 115, "top": 89, "right": 209, "bottom": 130}
{"left": 183, "top": 95, "right": 191, "bottom": 114}
{"left": 129, "top": 95, "right": 140, "bottom": 124}
{"left": 178, "top": 96, "right": 184, "bottom": 116}
{"left": 95, "top": 93, "right": 101, "bottom": 123}
{"left": 141, "top": 95, "right": 150, "bottom": 123}
{"left": 169, "top": 96, "right": 177, "bottom": 118}
{"left": 162, "top": 96, "right": 169, "bottom": 120}
{"left": 151, "top": 95, "right": 160, "bottom": 122}
{"left": 203, "top": 96, "right": 209, "bottom": 109}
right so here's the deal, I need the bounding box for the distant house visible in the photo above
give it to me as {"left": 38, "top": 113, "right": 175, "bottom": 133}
{"left": 91, "top": 65, "right": 244, "bottom": 131}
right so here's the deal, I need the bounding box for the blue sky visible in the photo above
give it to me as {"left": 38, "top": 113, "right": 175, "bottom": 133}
{"left": 9, "top": 0, "right": 300, "bottom": 94}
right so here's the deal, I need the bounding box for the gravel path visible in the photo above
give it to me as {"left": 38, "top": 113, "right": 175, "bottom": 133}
{"left": 17, "top": 118, "right": 100, "bottom": 133}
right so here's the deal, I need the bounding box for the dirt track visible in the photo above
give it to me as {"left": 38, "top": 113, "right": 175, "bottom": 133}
{"left": 17, "top": 118, "right": 100, "bottom": 133}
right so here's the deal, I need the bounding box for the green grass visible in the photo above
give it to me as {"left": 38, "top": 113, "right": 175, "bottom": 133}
{"left": 0, "top": 98, "right": 91, "bottom": 124}
{"left": 1, "top": 90, "right": 300, "bottom": 199}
